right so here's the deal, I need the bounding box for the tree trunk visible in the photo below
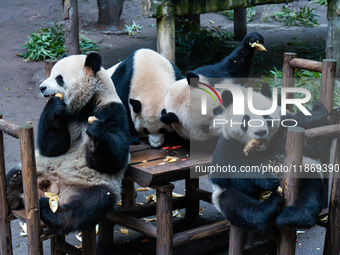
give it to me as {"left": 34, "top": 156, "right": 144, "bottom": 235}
{"left": 97, "top": 0, "right": 125, "bottom": 29}
{"left": 326, "top": 0, "right": 340, "bottom": 77}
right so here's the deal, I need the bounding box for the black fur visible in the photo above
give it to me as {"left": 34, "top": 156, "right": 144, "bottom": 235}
{"left": 86, "top": 102, "right": 129, "bottom": 174}
{"left": 39, "top": 185, "right": 117, "bottom": 234}
{"left": 85, "top": 53, "right": 102, "bottom": 73}
{"left": 37, "top": 97, "right": 71, "bottom": 157}
{"left": 160, "top": 109, "right": 179, "bottom": 124}
{"left": 6, "top": 168, "right": 24, "bottom": 210}
{"left": 129, "top": 98, "right": 142, "bottom": 113}
{"left": 193, "top": 32, "right": 264, "bottom": 80}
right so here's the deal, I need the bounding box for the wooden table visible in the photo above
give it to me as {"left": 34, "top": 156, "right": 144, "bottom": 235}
{"left": 98, "top": 140, "right": 230, "bottom": 255}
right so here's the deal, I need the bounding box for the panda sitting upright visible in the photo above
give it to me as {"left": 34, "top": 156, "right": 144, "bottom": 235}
{"left": 210, "top": 83, "right": 339, "bottom": 231}
{"left": 161, "top": 32, "right": 266, "bottom": 142}
{"left": 6, "top": 53, "right": 130, "bottom": 234}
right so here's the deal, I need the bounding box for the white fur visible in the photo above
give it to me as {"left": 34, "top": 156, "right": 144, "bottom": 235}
{"left": 211, "top": 184, "right": 224, "bottom": 213}
{"left": 129, "top": 49, "right": 177, "bottom": 148}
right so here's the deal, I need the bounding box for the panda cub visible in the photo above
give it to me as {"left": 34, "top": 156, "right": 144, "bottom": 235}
{"left": 210, "top": 83, "right": 338, "bottom": 231}
{"left": 161, "top": 32, "right": 266, "bottom": 141}
{"left": 111, "top": 48, "right": 182, "bottom": 148}
{"left": 6, "top": 53, "right": 130, "bottom": 234}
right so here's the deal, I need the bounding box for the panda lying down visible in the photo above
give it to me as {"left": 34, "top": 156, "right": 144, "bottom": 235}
{"left": 210, "top": 83, "right": 340, "bottom": 232}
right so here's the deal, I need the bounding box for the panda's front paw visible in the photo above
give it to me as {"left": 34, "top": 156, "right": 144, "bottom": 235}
{"left": 44, "top": 97, "right": 67, "bottom": 121}
{"left": 86, "top": 119, "right": 107, "bottom": 141}
{"left": 326, "top": 107, "right": 340, "bottom": 125}
{"left": 243, "top": 32, "right": 264, "bottom": 47}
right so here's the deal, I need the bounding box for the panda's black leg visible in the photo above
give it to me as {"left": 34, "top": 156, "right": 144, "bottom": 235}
{"left": 6, "top": 168, "right": 24, "bottom": 210}
{"left": 218, "top": 188, "right": 282, "bottom": 232}
{"left": 275, "top": 178, "right": 323, "bottom": 228}
{"left": 39, "top": 185, "right": 117, "bottom": 234}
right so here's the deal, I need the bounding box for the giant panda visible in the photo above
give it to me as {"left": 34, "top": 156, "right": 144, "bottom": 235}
{"left": 161, "top": 32, "right": 266, "bottom": 141}
{"left": 210, "top": 83, "right": 339, "bottom": 231}
{"left": 6, "top": 53, "right": 130, "bottom": 234}
{"left": 111, "top": 48, "right": 182, "bottom": 148}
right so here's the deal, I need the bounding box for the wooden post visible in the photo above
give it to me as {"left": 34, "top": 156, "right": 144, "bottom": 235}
{"left": 320, "top": 59, "right": 337, "bottom": 112}
{"left": 81, "top": 227, "right": 97, "bottom": 255}
{"left": 0, "top": 114, "right": 13, "bottom": 255}
{"left": 185, "top": 177, "right": 199, "bottom": 218}
{"left": 121, "top": 179, "right": 135, "bottom": 209}
{"left": 98, "top": 217, "right": 114, "bottom": 248}
{"left": 282, "top": 53, "right": 297, "bottom": 113}
{"left": 234, "top": 8, "right": 247, "bottom": 41}
{"left": 19, "top": 126, "right": 42, "bottom": 255}
{"left": 278, "top": 127, "right": 305, "bottom": 255}
{"left": 325, "top": 0, "right": 340, "bottom": 78}
{"left": 320, "top": 59, "right": 337, "bottom": 208}
{"left": 156, "top": 4, "right": 175, "bottom": 64}
{"left": 323, "top": 136, "right": 340, "bottom": 255}
{"left": 45, "top": 59, "right": 57, "bottom": 79}
{"left": 155, "top": 184, "right": 174, "bottom": 255}
{"left": 63, "top": 0, "right": 80, "bottom": 55}
{"left": 228, "top": 224, "right": 246, "bottom": 255}
{"left": 50, "top": 235, "right": 66, "bottom": 255}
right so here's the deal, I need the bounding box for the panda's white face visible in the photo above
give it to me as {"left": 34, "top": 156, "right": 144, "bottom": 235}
{"left": 221, "top": 87, "right": 281, "bottom": 151}
{"left": 129, "top": 100, "right": 173, "bottom": 148}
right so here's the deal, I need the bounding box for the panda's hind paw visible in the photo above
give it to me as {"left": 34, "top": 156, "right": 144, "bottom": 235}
{"left": 275, "top": 206, "right": 316, "bottom": 228}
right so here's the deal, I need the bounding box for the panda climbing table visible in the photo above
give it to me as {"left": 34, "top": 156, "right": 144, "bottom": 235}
{"left": 98, "top": 140, "right": 230, "bottom": 255}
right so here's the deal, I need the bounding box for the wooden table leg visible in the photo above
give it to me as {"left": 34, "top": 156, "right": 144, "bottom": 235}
{"left": 98, "top": 217, "right": 114, "bottom": 249}
{"left": 51, "top": 235, "right": 65, "bottom": 255}
{"left": 228, "top": 224, "right": 246, "bottom": 255}
{"left": 81, "top": 227, "right": 96, "bottom": 255}
{"left": 155, "top": 184, "right": 174, "bottom": 255}
{"left": 122, "top": 178, "right": 135, "bottom": 209}
{"left": 185, "top": 177, "right": 199, "bottom": 218}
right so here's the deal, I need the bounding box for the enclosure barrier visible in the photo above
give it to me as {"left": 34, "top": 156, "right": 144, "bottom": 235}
{"left": 0, "top": 115, "right": 97, "bottom": 255}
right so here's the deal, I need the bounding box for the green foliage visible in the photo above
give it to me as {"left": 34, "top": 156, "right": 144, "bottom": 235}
{"left": 258, "top": 68, "right": 340, "bottom": 111}
{"left": 220, "top": 7, "right": 257, "bottom": 22}
{"left": 19, "top": 22, "right": 100, "bottom": 61}
{"left": 175, "top": 19, "right": 234, "bottom": 72}
{"left": 125, "top": 21, "right": 143, "bottom": 36}
{"left": 273, "top": 5, "right": 319, "bottom": 27}
{"left": 310, "top": 0, "right": 327, "bottom": 6}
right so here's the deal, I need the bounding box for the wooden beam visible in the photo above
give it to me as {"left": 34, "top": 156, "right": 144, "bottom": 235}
{"left": 282, "top": 52, "right": 297, "bottom": 113}
{"left": 234, "top": 8, "right": 247, "bottom": 41}
{"left": 289, "top": 58, "right": 322, "bottom": 73}
{"left": 173, "top": 220, "right": 229, "bottom": 247}
{"left": 0, "top": 114, "right": 13, "bottom": 255}
{"left": 81, "top": 228, "right": 96, "bottom": 255}
{"left": 278, "top": 127, "right": 305, "bottom": 255}
{"left": 304, "top": 124, "right": 340, "bottom": 144}
{"left": 320, "top": 59, "right": 337, "bottom": 112}
{"left": 0, "top": 119, "right": 19, "bottom": 139}
{"left": 63, "top": 0, "right": 80, "bottom": 55}
{"left": 228, "top": 224, "right": 246, "bottom": 255}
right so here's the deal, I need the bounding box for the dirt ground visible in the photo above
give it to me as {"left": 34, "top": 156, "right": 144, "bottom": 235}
{"left": 0, "top": 0, "right": 331, "bottom": 254}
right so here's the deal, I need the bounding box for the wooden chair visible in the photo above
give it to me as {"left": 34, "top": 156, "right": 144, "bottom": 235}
{"left": 0, "top": 115, "right": 97, "bottom": 255}
{"left": 228, "top": 53, "right": 338, "bottom": 255}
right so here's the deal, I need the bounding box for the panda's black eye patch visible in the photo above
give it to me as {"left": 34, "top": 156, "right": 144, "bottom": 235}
{"left": 263, "top": 115, "right": 272, "bottom": 119}
{"left": 55, "top": 75, "right": 64, "bottom": 87}
{"left": 160, "top": 128, "right": 168, "bottom": 134}
{"left": 143, "top": 128, "right": 150, "bottom": 135}
{"left": 241, "top": 115, "right": 250, "bottom": 132}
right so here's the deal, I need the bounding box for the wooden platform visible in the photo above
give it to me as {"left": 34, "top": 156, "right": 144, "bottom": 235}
{"left": 99, "top": 140, "right": 229, "bottom": 255}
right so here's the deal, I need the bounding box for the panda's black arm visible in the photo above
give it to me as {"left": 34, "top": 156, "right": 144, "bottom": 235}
{"left": 86, "top": 102, "right": 130, "bottom": 174}
{"left": 37, "top": 97, "right": 71, "bottom": 157}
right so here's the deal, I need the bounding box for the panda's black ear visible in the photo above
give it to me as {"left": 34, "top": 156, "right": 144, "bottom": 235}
{"left": 85, "top": 53, "right": 102, "bottom": 73}
{"left": 61, "top": 53, "right": 69, "bottom": 59}
{"left": 186, "top": 71, "right": 200, "bottom": 87}
{"left": 221, "top": 90, "right": 233, "bottom": 108}
{"left": 129, "top": 99, "right": 142, "bottom": 113}
{"left": 160, "top": 112, "right": 179, "bottom": 124}
{"left": 260, "top": 82, "right": 272, "bottom": 98}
